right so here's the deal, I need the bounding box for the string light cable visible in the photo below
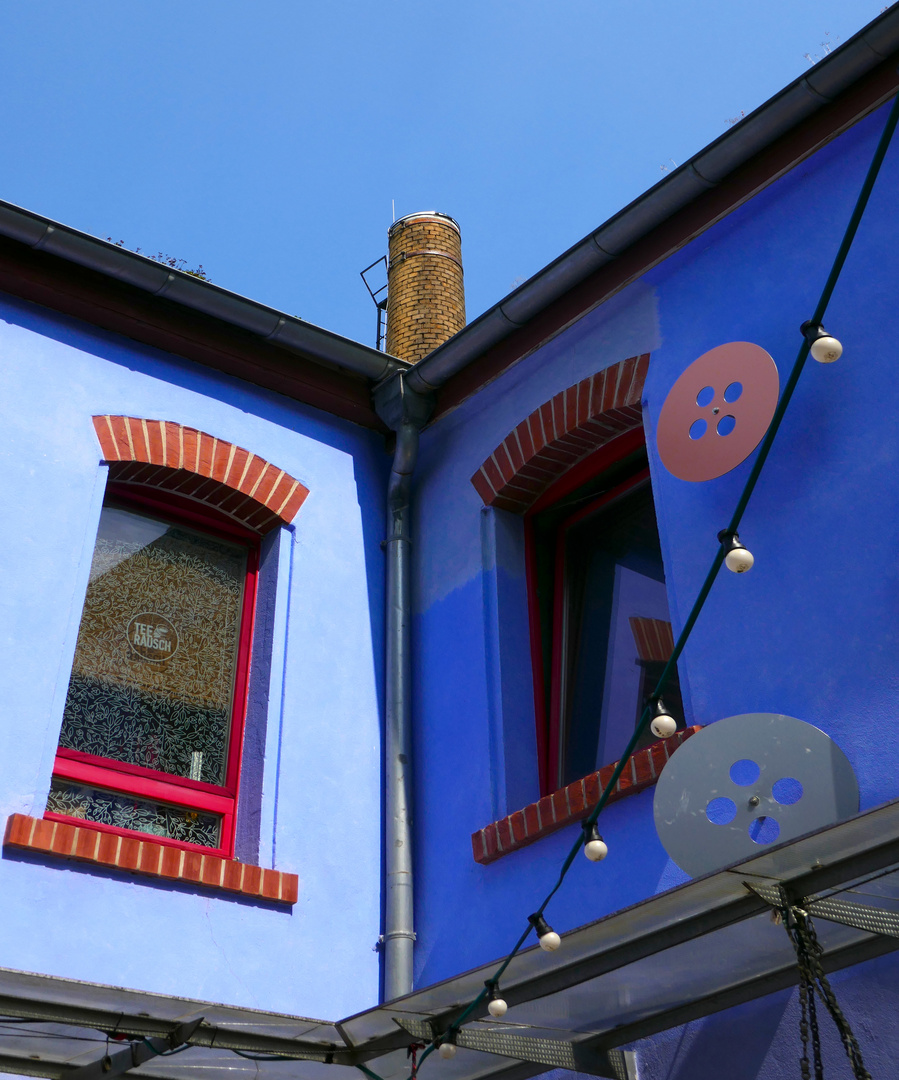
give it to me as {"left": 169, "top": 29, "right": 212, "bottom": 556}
{"left": 141, "top": 1038, "right": 194, "bottom": 1057}
{"left": 400, "top": 82, "right": 899, "bottom": 1079}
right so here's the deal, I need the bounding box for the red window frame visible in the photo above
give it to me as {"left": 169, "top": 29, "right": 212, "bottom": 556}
{"left": 46, "top": 484, "right": 259, "bottom": 859}
{"left": 524, "top": 427, "right": 647, "bottom": 796}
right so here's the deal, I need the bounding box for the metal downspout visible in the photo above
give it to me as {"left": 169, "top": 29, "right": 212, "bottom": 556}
{"left": 375, "top": 376, "right": 434, "bottom": 1000}
{"left": 383, "top": 417, "right": 418, "bottom": 1000}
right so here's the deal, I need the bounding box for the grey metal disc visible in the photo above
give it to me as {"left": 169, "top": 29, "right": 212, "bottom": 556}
{"left": 653, "top": 713, "right": 859, "bottom": 877}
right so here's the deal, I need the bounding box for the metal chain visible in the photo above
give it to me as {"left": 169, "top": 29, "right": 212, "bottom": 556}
{"left": 807, "top": 971, "right": 823, "bottom": 1080}
{"left": 797, "top": 972, "right": 811, "bottom": 1080}
{"left": 778, "top": 889, "right": 871, "bottom": 1080}
{"left": 799, "top": 912, "right": 870, "bottom": 1080}
{"left": 794, "top": 921, "right": 822, "bottom": 1080}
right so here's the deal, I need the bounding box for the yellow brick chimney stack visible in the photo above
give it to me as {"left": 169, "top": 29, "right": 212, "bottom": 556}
{"left": 385, "top": 212, "right": 465, "bottom": 364}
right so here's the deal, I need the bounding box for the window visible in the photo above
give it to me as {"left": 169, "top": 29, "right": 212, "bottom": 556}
{"left": 45, "top": 485, "right": 258, "bottom": 858}
{"left": 526, "top": 429, "right": 685, "bottom": 794}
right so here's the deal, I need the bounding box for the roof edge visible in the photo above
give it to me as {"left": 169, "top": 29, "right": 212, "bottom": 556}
{"left": 0, "top": 201, "right": 407, "bottom": 384}
{"left": 406, "top": 5, "right": 899, "bottom": 398}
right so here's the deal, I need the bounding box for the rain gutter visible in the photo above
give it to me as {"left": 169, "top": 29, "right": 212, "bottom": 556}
{"left": 405, "top": 5, "right": 899, "bottom": 398}
{"left": 0, "top": 200, "right": 403, "bottom": 384}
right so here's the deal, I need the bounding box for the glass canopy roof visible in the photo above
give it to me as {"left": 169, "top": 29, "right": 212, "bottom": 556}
{"left": 3, "top": 799, "right": 899, "bottom": 1080}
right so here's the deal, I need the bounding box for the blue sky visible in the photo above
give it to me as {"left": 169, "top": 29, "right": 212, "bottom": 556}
{"left": 0, "top": 1, "right": 888, "bottom": 348}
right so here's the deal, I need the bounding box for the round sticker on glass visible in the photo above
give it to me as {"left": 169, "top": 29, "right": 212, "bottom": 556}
{"left": 127, "top": 613, "right": 179, "bottom": 661}
{"left": 657, "top": 342, "right": 779, "bottom": 482}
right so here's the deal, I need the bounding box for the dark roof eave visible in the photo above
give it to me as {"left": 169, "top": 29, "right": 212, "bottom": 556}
{"left": 406, "top": 5, "right": 899, "bottom": 399}
{"left": 0, "top": 201, "right": 407, "bottom": 386}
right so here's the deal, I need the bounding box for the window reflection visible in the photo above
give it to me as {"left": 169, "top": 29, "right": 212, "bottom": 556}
{"left": 61, "top": 504, "right": 247, "bottom": 786}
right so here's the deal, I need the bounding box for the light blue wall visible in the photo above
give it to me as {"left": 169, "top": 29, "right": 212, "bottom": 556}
{"left": 0, "top": 296, "right": 387, "bottom": 1020}
{"left": 409, "top": 100, "right": 899, "bottom": 1072}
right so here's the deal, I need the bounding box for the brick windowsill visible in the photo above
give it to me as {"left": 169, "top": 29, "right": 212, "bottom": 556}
{"left": 471, "top": 727, "right": 701, "bottom": 865}
{"left": 4, "top": 815, "right": 298, "bottom": 904}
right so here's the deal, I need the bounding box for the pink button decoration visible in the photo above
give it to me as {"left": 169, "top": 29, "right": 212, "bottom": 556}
{"left": 657, "top": 342, "right": 779, "bottom": 482}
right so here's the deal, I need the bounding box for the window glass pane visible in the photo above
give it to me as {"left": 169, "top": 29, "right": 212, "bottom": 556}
{"left": 47, "top": 779, "right": 221, "bottom": 848}
{"left": 58, "top": 504, "right": 248, "bottom": 786}
{"left": 560, "top": 479, "right": 684, "bottom": 785}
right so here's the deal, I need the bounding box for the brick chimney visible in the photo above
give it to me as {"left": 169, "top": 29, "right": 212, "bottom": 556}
{"left": 385, "top": 212, "right": 465, "bottom": 364}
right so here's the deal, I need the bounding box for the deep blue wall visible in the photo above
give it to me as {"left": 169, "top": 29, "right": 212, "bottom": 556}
{"left": 409, "top": 100, "right": 899, "bottom": 1074}
{"left": 0, "top": 295, "right": 387, "bottom": 1019}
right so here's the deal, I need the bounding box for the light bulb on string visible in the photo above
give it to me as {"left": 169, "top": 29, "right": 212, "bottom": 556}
{"left": 438, "top": 1040, "right": 457, "bottom": 1060}
{"left": 718, "top": 530, "right": 754, "bottom": 574}
{"left": 528, "top": 912, "right": 561, "bottom": 952}
{"left": 801, "top": 320, "right": 843, "bottom": 364}
{"left": 650, "top": 700, "right": 677, "bottom": 739}
{"left": 486, "top": 981, "right": 508, "bottom": 1018}
{"left": 582, "top": 820, "right": 608, "bottom": 862}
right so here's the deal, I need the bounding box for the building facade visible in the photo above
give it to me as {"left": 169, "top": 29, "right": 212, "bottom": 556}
{"left": 0, "top": 255, "right": 392, "bottom": 1020}
{"left": 1, "top": 8, "right": 899, "bottom": 1080}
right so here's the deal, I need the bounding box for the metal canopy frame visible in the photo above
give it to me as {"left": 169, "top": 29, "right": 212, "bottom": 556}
{"left": 3, "top": 800, "right": 899, "bottom": 1080}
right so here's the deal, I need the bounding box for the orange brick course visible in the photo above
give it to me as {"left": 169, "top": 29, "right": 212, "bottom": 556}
{"left": 4, "top": 814, "right": 298, "bottom": 904}
{"left": 630, "top": 617, "right": 676, "bottom": 662}
{"left": 92, "top": 416, "right": 308, "bottom": 531}
{"left": 385, "top": 214, "right": 466, "bottom": 364}
{"left": 470, "top": 355, "right": 649, "bottom": 513}
{"left": 471, "top": 726, "right": 700, "bottom": 864}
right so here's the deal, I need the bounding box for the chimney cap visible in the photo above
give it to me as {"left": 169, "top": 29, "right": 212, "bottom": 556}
{"left": 389, "top": 211, "right": 461, "bottom": 237}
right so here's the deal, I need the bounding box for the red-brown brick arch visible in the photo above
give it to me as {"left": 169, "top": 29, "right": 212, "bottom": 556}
{"left": 470, "top": 354, "right": 649, "bottom": 513}
{"left": 93, "top": 415, "right": 309, "bottom": 533}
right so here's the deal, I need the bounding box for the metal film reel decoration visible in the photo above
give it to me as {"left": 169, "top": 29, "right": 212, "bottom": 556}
{"left": 657, "top": 342, "right": 780, "bottom": 482}
{"left": 653, "top": 713, "right": 859, "bottom": 878}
